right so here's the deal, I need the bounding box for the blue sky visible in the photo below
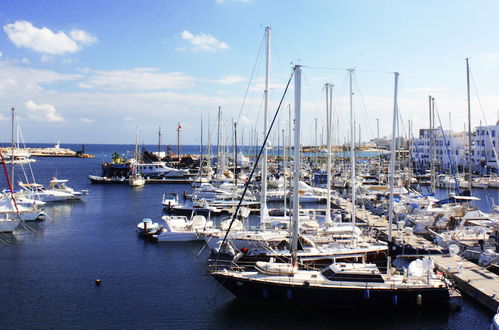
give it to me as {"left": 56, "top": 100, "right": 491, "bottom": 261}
{"left": 0, "top": 0, "right": 498, "bottom": 146}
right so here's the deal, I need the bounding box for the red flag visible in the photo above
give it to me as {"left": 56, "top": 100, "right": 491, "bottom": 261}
{"left": 177, "top": 123, "right": 182, "bottom": 131}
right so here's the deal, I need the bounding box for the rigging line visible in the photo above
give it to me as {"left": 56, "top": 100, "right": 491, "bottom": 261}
{"left": 302, "top": 70, "right": 323, "bottom": 144}
{"left": 305, "top": 66, "right": 396, "bottom": 74}
{"left": 470, "top": 70, "right": 499, "bottom": 170}
{"left": 213, "top": 71, "right": 294, "bottom": 264}
{"left": 352, "top": 72, "right": 376, "bottom": 139}
{"left": 236, "top": 31, "right": 265, "bottom": 125}
{"left": 434, "top": 103, "right": 461, "bottom": 193}
{"left": 16, "top": 126, "right": 33, "bottom": 184}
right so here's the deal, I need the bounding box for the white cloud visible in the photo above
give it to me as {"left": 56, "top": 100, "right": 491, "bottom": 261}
{"left": 80, "top": 117, "right": 94, "bottom": 123}
{"left": 0, "top": 61, "right": 81, "bottom": 91}
{"left": 180, "top": 30, "right": 229, "bottom": 51}
{"left": 25, "top": 100, "right": 64, "bottom": 122}
{"left": 69, "top": 29, "right": 97, "bottom": 46}
{"left": 212, "top": 75, "right": 246, "bottom": 84}
{"left": 78, "top": 68, "right": 195, "bottom": 91}
{"left": 3, "top": 21, "right": 97, "bottom": 55}
{"left": 40, "top": 54, "right": 53, "bottom": 62}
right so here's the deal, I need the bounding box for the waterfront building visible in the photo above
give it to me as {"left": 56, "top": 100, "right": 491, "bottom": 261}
{"left": 471, "top": 121, "right": 499, "bottom": 174}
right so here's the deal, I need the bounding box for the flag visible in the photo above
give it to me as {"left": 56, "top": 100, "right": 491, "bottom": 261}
{"left": 177, "top": 123, "right": 182, "bottom": 131}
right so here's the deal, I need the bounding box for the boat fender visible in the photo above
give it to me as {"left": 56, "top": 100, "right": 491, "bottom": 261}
{"left": 392, "top": 295, "right": 398, "bottom": 305}
{"left": 364, "top": 289, "right": 370, "bottom": 300}
{"left": 303, "top": 281, "right": 310, "bottom": 287}
{"left": 417, "top": 294, "right": 423, "bottom": 306}
{"left": 286, "top": 289, "right": 292, "bottom": 300}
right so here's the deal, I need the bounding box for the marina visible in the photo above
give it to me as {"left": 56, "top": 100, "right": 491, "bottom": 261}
{"left": 2, "top": 2, "right": 499, "bottom": 328}
{"left": 0, "top": 145, "right": 495, "bottom": 328}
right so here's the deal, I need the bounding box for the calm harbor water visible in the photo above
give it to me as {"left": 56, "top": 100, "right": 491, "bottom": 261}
{"left": 0, "top": 144, "right": 494, "bottom": 329}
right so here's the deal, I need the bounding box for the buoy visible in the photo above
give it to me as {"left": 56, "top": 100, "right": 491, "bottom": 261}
{"left": 95, "top": 279, "right": 102, "bottom": 286}
{"left": 416, "top": 294, "right": 422, "bottom": 306}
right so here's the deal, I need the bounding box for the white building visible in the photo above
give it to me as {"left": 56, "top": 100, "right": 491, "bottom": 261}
{"left": 411, "top": 127, "right": 467, "bottom": 173}
{"left": 471, "top": 121, "right": 499, "bottom": 174}
{"left": 410, "top": 121, "right": 499, "bottom": 174}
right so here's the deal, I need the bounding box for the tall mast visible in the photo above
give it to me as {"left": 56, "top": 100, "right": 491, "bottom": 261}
{"left": 200, "top": 115, "right": 204, "bottom": 176}
{"left": 388, "top": 72, "right": 399, "bottom": 242}
{"left": 429, "top": 95, "right": 436, "bottom": 193}
{"left": 10, "top": 107, "right": 15, "bottom": 187}
{"left": 314, "top": 118, "right": 318, "bottom": 166}
{"left": 207, "top": 115, "right": 211, "bottom": 170}
{"left": 282, "top": 128, "right": 287, "bottom": 217}
{"left": 291, "top": 65, "right": 301, "bottom": 266}
{"left": 466, "top": 58, "right": 473, "bottom": 192}
{"left": 234, "top": 122, "right": 237, "bottom": 186}
{"left": 158, "top": 126, "right": 162, "bottom": 156}
{"left": 348, "top": 68, "right": 356, "bottom": 228}
{"left": 176, "top": 122, "right": 181, "bottom": 163}
{"left": 216, "top": 106, "right": 221, "bottom": 176}
{"left": 260, "top": 26, "right": 271, "bottom": 221}
{"left": 325, "top": 83, "right": 333, "bottom": 225}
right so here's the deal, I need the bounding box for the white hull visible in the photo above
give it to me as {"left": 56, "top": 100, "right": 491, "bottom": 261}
{"left": 129, "top": 177, "right": 145, "bottom": 186}
{"left": 492, "top": 313, "right": 499, "bottom": 330}
{"left": 155, "top": 231, "right": 202, "bottom": 242}
{"left": 0, "top": 219, "right": 20, "bottom": 232}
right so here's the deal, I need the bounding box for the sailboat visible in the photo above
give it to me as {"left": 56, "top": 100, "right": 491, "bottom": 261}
{"left": 209, "top": 65, "right": 449, "bottom": 307}
{"left": 129, "top": 129, "right": 145, "bottom": 187}
{"left": 0, "top": 150, "right": 21, "bottom": 232}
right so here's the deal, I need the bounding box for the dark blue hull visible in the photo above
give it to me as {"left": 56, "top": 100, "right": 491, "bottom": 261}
{"left": 212, "top": 274, "right": 450, "bottom": 307}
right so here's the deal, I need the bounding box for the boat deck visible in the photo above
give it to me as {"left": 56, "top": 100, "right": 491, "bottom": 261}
{"left": 335, "top": 196, "right": 499, "bottom": 313}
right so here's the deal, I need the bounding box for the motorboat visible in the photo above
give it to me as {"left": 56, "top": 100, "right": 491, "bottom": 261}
{"left": 19, "top": 178, "right": 86, "bottom": 202}
{"left": 154, "top": 214, "right": 214, "bottom": 241}
{"left": 136, "top": 218, "right": 162, "bottom": 236}
{"left": 162, "top": 193, "right": 179, "bottom": 209}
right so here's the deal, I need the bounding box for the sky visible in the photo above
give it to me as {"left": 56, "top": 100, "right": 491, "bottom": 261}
{"left": 0, "top": 0, "right": 498, "bottom": 146}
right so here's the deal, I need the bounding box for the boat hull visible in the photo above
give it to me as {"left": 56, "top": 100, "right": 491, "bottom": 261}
{"left": 211, "top": 273, "right": 449, "bottom": 307}
{"left": 0, "top": 219, "right": 20, "bottom": 232}
{"left": 155, "top": 231, "right": 203, "bottom": 242}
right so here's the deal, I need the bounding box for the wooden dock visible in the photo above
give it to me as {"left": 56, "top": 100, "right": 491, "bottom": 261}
{"left": 335, "top": 196, "right": 499, "bottom": 312}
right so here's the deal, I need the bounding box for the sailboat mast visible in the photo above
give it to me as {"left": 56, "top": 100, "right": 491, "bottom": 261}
{"left": 10, "top": 107, "right": 15, "bottom": 188}
{"left": 282, "top": 128, "right": 287, "bottom": 217}
{"left": 234, "top": 122, "right": 237, "bottom": 186}
{"left": 466, "top": 58, "right": 473, "bottom": 191}
{"left": 429, "top": 95, "right": 436, "bottom": 193}
{"left": 348, "top": 69, "right": 356, "bottom": 228}
{"left": 158, "top": 126, "right": 162, "bottom": 156}
{"left": 261, "top": 26, "right": 271, "bottom": 220}
{"left": 388, "top": 72, "right": 399, "bottom": 242}
{"left": 291, "top": 65, "right": 301, "bottom": 265}
{"left": 216, "top": 106, "right": 221, "bottom": 176}
{"left": 325, "top": 83, "right": 333, "bottom": 225}
{"left": 200, "top": 115, "right": 204, "bottom": 176}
